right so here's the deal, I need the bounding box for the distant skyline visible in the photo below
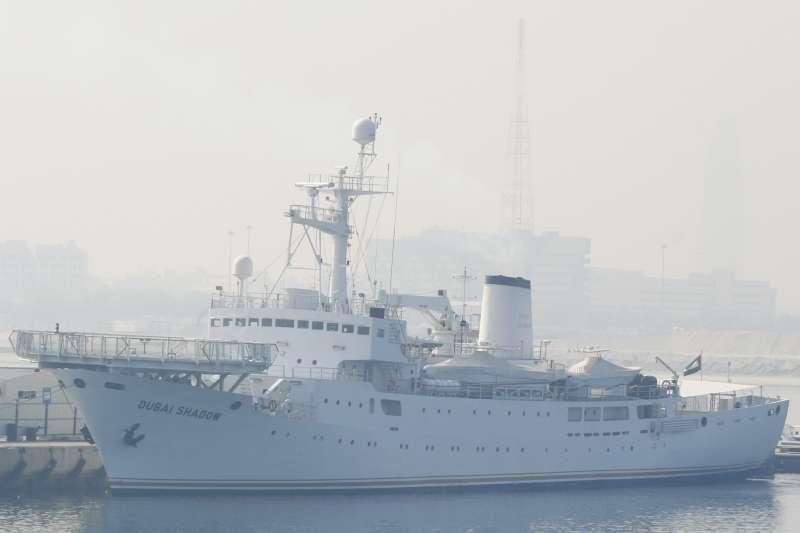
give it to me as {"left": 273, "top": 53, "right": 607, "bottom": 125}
{"left": 1, "top": 1, "right": 798, "bottom": 311}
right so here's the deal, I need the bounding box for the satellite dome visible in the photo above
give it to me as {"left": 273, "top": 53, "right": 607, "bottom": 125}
{"left": 352, "top": 118, "right": 377, "bottom": 146}
{"left": 233, "top": 255, "right": 253, "bottom": 281}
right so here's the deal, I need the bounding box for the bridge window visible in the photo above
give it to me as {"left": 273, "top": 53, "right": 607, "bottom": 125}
{"left": 568, "top": 407, "right": 582, "bottom": 422}
{"left": 235, "top": 318, "right": 246, "bottom": 327}
{"left": 297, "top": 320, "right": 309, "bottom": 329}
{"left": 380, "top": 399, "right": 402, "bottom": 416}
{"left": 357, "top": 326, "right": 370, "bottom": 335}
{"left": 223, "top": 318, "right": 232, "bottom": 327}
{"left": 276, "top": 319, "right": 294, "bottom": 328}
{"left": 261, "top": 318, "right": 272, "bottom": 327}
{"left": 584, "top": 407, "right": 601, "bottom": 421}
{"left": 342, "top": 324, "right": 354, "bottom": 333}
{"left": 327, "top": 322, "right": 339, "bottom": 332}
{"left": 603, "top": 406, "right": 629, "bottom": 421}
{"left": 248, "top": 318, "right": 259, "bottom": 326}
{"left": 637, "top": 404, "right": 667, "bottom": 419}
{"left": 312, "top": 321, "right": 324, "bottom": 330}
{"left": 210, "top": 318, "right": 220, "bottom": 327}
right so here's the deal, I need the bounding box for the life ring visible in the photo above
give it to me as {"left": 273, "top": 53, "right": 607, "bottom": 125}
{"left": 267, "top": 399, "right": 278, "bottom": 411}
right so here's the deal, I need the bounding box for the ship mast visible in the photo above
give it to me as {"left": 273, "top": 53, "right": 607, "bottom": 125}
{"left": 286, "top": 115, "right": 387, "bottom": 314}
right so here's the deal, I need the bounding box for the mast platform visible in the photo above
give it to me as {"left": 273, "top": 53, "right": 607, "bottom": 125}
{"left": 9, "top": 330, "right": 272, "bottom": 374}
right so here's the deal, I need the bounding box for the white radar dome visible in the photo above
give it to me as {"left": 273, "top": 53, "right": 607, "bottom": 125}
{"left": 352, "top": 118, "right": 377, "bottom": 146}
{"left": 233, "top": 255, "right": 253, "bottom": 280}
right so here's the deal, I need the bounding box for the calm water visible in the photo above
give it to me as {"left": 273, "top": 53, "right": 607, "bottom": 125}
{"left": 3, "top": 477, "right": 800, "bottom": 532}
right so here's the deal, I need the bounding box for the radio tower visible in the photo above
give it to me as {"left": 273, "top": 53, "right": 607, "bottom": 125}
{"left": 504, "top": 18, "right": 533, "bottom": 233}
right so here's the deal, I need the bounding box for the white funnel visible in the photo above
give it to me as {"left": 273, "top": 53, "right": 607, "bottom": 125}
{"left": 477, "top": 275, "right": 533, "bottom": 359}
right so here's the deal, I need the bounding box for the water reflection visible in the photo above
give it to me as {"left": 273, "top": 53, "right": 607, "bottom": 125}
{"left": 1, "top": 476, "right": 797, "bottom": 533}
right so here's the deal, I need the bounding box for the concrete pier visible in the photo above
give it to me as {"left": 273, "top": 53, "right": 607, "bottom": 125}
{"left": 0, "top": 441, "right": 105, "bottom": 492}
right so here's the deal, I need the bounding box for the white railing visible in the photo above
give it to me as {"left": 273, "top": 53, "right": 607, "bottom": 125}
{"left": 10, "top": 330, "right": 273, "bottom": 368}
{"left": 676, "top": 389, "right": 778, "bottom": 414}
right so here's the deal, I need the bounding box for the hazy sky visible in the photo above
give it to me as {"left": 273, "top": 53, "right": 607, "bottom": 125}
{"left": 1, "top": 1, "right": 799, "bottom": 311}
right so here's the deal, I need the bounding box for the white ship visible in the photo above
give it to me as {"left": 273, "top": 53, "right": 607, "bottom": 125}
{"left": 10, "top": 117, "right": 788, "bottom": 492}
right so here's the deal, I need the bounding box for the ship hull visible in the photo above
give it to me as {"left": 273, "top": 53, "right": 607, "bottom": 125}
{"left": 51, "top": 368, "right": 787, "bottom": 493}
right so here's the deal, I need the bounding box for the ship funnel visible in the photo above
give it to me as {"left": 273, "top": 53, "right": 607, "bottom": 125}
{"left": 477, "top": 275, "right": 533, "bottom": 359}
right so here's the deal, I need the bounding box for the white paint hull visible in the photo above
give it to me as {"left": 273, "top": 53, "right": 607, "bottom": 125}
{"left": 52, "top": 369, "right": 787, "bottom": 493}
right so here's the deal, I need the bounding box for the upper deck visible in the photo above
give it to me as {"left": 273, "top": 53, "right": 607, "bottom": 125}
{"left": 9, "top": 330, "right": 273, "bottom": 374}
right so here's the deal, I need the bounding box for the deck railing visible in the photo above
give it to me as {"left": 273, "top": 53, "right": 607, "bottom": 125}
{"left": 10, "top": 330, "right": 273, "bottom": 368}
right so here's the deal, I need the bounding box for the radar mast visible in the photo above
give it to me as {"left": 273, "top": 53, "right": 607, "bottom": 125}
{"left": 286, "top": 114, "right": 388, "bottom": 314}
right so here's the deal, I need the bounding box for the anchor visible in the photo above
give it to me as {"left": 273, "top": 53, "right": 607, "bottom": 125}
{"left": 123, "top": 423, "right": 146, "bottom": 447}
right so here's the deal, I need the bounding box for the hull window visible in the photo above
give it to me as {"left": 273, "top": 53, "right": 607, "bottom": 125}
{"left": 312, "top": 321, "right": 324, "bottom": 330}
{"left": 568, "top": 407, "right": 582, "bottom": 421}
{"left": 210, "top": 318, "right": 220, "bottom": 327}
{"left": 261, "top": 318, "right": 272, "bottom": 327}
{"left": 248, "top": 318, "right": 259, "bottom": 326}
{"left": 342, "top": 324, "right": 354, "bottom": 333}
{"left": 297, "top": 320, "right": 310, "bottom": 329}
{"left": 380, "top": 399, "right": 402, "bottom": 416}
{"left": 357, "top": 326, "right": 370, "bottom": 335}
{"left": 235, "top": 318, "right": 246, "bottom": 327}
{"left": 276, "top": 319, "right": 295, "bottom": 328}
{"left": 584, "top": 407, "right": 601, "bottom": 421}
{"left": 603, "top": 406, "right": 629, "bottom": 421}
{"left": 637, "top": 404, "right": 667, "bottom": 419}
{"left": 223, "top": 318, "right": 232, "bottom": 327}
{"left": 327, "top": 322, "right": 339, "bottom": 332}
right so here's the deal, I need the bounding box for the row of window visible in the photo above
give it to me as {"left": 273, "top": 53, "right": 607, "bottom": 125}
{"left": 210, "top": 317, "right": 378, "bottom": 336}
{"left": 323, "top": 397, "right": 401, "bottom": 416}
{"left": 567, "top": 404, "right": 667, "bottom": 422}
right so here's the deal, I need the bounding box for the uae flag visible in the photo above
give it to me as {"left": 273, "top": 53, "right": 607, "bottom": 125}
{"left": 683, "top": 354, "right": 702, "bottom": 376}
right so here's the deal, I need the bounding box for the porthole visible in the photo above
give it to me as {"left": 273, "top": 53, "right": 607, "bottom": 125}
{"left": 496, "top": 447, "right": 500, "bottom": 452}
{"left": 73, "top": 378, "right": 86, "bottom": 389}
{"left": 522, "top": 411, "right": 526, "bottom": 416}
{"left": 230, "top": 400, "right": 242, "bottom": 410}
{"left": 473, "top": 410, "right": 477, "bottom": 415}
{"left": 447, "top": 409, "right": 451, "bottom": 414}
{"left": 507, "top": 411, "right": 511, "bottom": 416}
{"left": 422, "top": 407, "right": 426, "bottom": 413}
{"left": 338, "top": 438, "right": 343, "bottom": 443}
{"left": 487, "top": 410, "right": 492, "bottom": 416}
{"left": 437, "top": 409, "right": 441, "bottom": 414}
{"left": 285, "top": 432, "right": 290, "bottom": 437}
{"left": 350, "top": 440, "right": 354, "bottom": 445}
{"left": 505, "top": 447, "right": 510, "bottom": 452}
{"left": 521, "top": 448, "right": 525, "bottom": 453}
{"left": 324, "top": 398, "right": 328, "bottom": 404}
{"left": 336, "top": 400, "right": 340, "bottom": 405}
{"left": 296, "top": 358, "right": 302, "bottom": 364}
{"left": 347, "top": 401, "right": 352, "bottom": 407}
{"left": 701, "top": 416, "right": 708, "bottom": 427}
{"left": 358, "top": 403, "right": 363, "bottom": 408}
{"left": 270, "top": 430, "right": 277, "bottom": 435}
{"left": 312, "top": 360, "right": 318, "bottom": 365}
